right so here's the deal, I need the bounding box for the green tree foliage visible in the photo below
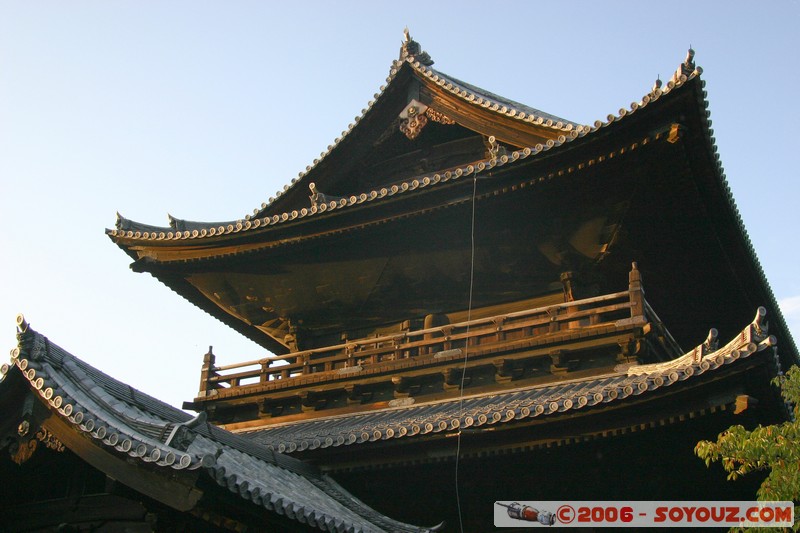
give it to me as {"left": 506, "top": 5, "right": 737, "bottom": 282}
{"left": 695, "top": 365, "right": 800, "bottom": 530}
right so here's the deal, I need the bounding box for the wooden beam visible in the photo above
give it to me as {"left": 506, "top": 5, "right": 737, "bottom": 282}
{"left": 42, "top": 415, "right": 203, "bottom": 512}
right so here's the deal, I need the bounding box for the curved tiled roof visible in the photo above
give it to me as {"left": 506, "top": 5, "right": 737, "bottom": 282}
{"left": 246, "top": 32, "right": 578, "bottom": 219}
{"left": 106, "top": 43, "right": 799, "bottom": 369}
{"left": 245, "top": 308, "right": 780, "bottom": 455}
{"left": 410, "top": 66, "right": 576, "bottom": 130}
{"left": 108, "top": 46, "right": 698, "bottom": 244}
{"left": 1, "top": 315, "right": 440, "bottom": 533}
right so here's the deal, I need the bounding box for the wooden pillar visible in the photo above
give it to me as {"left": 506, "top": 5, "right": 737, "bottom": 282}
{"left": 560, "top": 271, "right": 583, "bottom": 329}
{"left": 628, "top": 262, "right": 645, "bottom": 320}
{"left": 197, "top": 346, "right": 216, "bottom": 398}
{"left": 560, "top": 271, "right": 577, "bottom": 302}
{"left": 423, "top": 313, "right": 448, "bottom": 355}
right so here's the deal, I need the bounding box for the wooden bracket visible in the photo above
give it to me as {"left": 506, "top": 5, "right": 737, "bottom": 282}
{"left": 494, "top": 358, "right": 525, "bottom": 383}
{"left": 442, "top": 367, "right": 470, "bottom": 391}
{"left": 344, "top": 384, "right": 373, "bottom": 405}
{"left": 550, "top": 350, "right": 571, "bottom": 374}
{"left": 298, "top": 391, "right": 329, "bottom": 412}
{"left": 734, "top": 394, "right": 759, "bottom": 414}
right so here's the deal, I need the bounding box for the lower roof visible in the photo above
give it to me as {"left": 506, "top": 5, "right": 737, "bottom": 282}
{"left": 242, "top": 308, "right": 781, "bottom": 459}
{"left": 0, "top": 315, "right": 441, "bottom": 533}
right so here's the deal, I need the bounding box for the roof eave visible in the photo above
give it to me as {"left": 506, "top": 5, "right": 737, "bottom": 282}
{"left": 1, "top": 318, "right": 437, "bottom": 532}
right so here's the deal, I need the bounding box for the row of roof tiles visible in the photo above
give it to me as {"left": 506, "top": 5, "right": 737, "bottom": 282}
{"left": 110, "top": 44, "right": 702, "bottom": 242}
{"left": 1, "top": 315, "right": 438, "bottom": 533}
{"left": 245, "top": 309, "right": 778, "bottom": 455}
{"left": 248, "top": 44, "right": 697, "bottom": 216}
{"left": 256, "top": 34, "right": 577, "bottom": 212}
{"left": 112, "top": 78, "right": 702, "bottom": 243}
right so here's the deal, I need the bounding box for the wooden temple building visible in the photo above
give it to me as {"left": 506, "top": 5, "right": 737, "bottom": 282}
{"left": 2, "top": 33, "right": 797, "bottom": 531}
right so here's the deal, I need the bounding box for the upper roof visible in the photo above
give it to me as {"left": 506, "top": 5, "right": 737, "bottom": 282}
{"left": 243, "top": 308, "right": 780, "bottom": 459}
{"left": 248, "top": 30, "right": 579, "bottom": 219}
{"left": 106, "top": 37, "right": 798, "bottom": 368}
{"left": 0, "top": 315, "right": 440, "bottom": 533}
{"left": 109, "top": 30, "right": 582, "bottom": 244}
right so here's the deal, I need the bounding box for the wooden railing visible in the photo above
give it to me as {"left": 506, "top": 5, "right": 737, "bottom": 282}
{"left": 197, "top": 263, "right": 657, "bottom": 397}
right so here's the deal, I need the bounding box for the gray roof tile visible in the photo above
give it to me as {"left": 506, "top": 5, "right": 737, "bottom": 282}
{"left": 2, "top": 317, "right": 441, "bottom": 532}
{"left": 246, "top": 309, "right": 778, "bottom": 453}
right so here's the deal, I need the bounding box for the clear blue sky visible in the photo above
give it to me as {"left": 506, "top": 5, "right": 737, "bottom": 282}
{"left": 1, "top": 1, "right": 798, "bottom": 408}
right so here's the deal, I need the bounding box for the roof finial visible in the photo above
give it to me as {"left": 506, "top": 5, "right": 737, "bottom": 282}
{"left": 16, "top": 313, "right": 29, "bottom": 334}
{"left": 399, "top": 28, "right": 433, "bottom": 66}
{"left": 114, "top": 212, "right": 130, "bottom": 230}
{"left": 309, "top": 182, "right": 342, "bottom": 208}
{"left": 684, "top": 46, "right": 695, "bottom": 69}
{"left": 672, "top": 47, "right": 697, "bottom": 84}
{"left": 652, "top": 75, "right": 662, "bottom": 93}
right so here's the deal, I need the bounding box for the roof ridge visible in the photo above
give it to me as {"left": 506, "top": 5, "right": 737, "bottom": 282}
{"left": 108, "top": 49, "right": 705, "bottom": 245}
{"left": 400, "top": 27, "right": 433, "bottom": 67}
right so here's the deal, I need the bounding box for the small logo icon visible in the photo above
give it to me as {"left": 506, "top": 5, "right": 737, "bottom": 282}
{"left": 496, "top": 502, "right": 556, "bottom": 526}
{"left": 556, "top": 505, "right": 575, "bottom": 524}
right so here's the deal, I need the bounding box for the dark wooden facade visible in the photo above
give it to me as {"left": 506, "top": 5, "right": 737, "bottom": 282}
{"left": 109, "top": 41, "right": 796, "bottom": 370}
{"left": 100, "top": 34, "right": 800, "bottom": 531}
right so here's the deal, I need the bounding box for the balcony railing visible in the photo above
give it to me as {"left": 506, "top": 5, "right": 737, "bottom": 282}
{"left": 195, "top": 263, "right": 677, "bottom": 398}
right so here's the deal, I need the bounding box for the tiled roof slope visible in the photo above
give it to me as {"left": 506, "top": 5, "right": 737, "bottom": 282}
{"left": 1, "top": 315, "right": 441, "bottom": 533}
{"left": 107, "top": 46, "right": 691, "bottom": 244}
{"left": 109, "top": 31, "right": 584, "bottom": 240}
{"left": 105, "top": 44, "right": 800, "bottom": 369}
{"left": 248, "top": 30, "right": 577, "bottom": 220}
{"left": 245, "top": 308, "right": 780, "bottom": 455}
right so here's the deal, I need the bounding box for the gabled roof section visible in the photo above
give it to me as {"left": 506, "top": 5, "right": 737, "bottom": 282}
{"left": 107, "top": 43, "right": 696, "bottom": 247}
{"left": 0, "top": 315, "right": 441, "bottom": 533}
{"left": 251, "top": 30, "right": 579, "bottom": 218}
{"left": 110, "top": 30, "right": 582, "bottom": 238}
{"left": 244, "top": 308, "right": 781, "bottom": 456}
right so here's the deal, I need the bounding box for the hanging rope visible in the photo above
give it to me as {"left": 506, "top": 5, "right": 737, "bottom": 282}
{"left": 454, "top": 170, "right": 479, "bottom": 533}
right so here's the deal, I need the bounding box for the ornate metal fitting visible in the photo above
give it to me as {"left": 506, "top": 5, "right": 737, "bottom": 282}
{"left": 667, "top": 123, "right": 684, "bottom": 144}
{"left": 36, "top": 428, "right": 65, "bottom": 452}
{"left": 17, "top": 420, "right": 30, "bottom": 437}
{"left": 425, "top": 108, "right": 455, "bottom": 125}
{"left": 10, "top": 439, "right": 37, "bottom": 465}
{"left": 399, "top": 100, "right": 430, "bottom": 140}
{"left": 400, "top": 114, "right": 428, "bottom": 140}
{"left": 399, "top": 99, "right": 427, "bottom": 120}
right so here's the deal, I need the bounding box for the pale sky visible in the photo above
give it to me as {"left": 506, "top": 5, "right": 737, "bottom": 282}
{"left": 1, "top": 1, "right": 798, "bottom": 408}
